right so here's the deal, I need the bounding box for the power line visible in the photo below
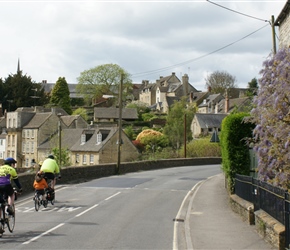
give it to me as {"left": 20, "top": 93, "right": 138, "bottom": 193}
{"left": 132, "top": 23, "right": 269, "bottom": 78}
{"left": 206, "top": 0, "right": 269, "bottom": 23}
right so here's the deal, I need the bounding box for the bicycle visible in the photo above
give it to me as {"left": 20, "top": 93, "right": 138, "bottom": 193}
{"left": 33, "top": 190, "right": 48, "bottom": 211}
{"left": 0, "top": 189, "right": 18, "bottom": 237}
{"left": 44, "top": 177, "right": 55, "bottom": 206}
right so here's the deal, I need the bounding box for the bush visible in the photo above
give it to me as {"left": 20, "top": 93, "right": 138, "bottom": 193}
{"left": 181, "top": 137, "right": 221, "bottom": 157}
{"left": 220, "top": 113, "right": 254, "bottom": 193}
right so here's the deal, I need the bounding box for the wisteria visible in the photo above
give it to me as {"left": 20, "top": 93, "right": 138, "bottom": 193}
{"left": 251, "top": 48, "right": 290, "bottom": 189}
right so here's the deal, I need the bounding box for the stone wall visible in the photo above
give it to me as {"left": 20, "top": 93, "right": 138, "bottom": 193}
{"left": 230, "top": 194, "right": 285, "bottom": 250}
{"left": 18, "top": 157, "right": 222, "bottom": 193}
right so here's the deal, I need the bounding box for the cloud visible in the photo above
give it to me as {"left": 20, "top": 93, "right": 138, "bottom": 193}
{"left": 0, "top": 0, "right": 286, "bottom": 91}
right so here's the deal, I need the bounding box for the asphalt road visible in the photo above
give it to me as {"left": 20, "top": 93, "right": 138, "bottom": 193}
{"left": 1, "top": 164, "right": 221, "bottom": 249}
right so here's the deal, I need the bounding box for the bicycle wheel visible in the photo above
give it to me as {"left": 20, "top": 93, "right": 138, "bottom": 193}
{"left": 6, "top": 204, "right": 15, "bottom": 233}
{"left": 34, "top": 194, "right": 40, "bottom": 212}
{"left": 0, "top": 205, "right": 5, "bottom": 237}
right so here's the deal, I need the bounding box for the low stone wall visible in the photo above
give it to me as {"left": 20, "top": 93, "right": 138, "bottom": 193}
{"left": 18, "top": 157, "right": 222, "bottom": 193}
{"left": 230, "top": 194, "right": 285, "bottom": 250}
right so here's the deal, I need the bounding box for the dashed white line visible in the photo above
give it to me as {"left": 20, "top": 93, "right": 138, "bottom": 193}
{"left": 23, "top": 223, "right": 65, "bottom": 245}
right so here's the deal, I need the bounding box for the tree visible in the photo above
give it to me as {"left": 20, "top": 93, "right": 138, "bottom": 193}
{"left": 163, "top": 97, "right": 196, "bottom": 150}
{"left": 72, "top": 107, "right": 88, "bottom": 121}
{"left": 136, "top": 129, "right": 168, "bottom": 152}
{"left": 50, "top": 77, "right": 72, "bottom": 114}
{"left": 205, "top": 70, "right": 237, "bottom": 95}
{"left": 126, "top": 101, "right": 150, "bottom": 120}
{"left": 76, "top": 64, "right": 133, "bottom": 106}
{"left": 250, "top": 48, "right": 290, "bottom": 189}
{"left": 246, "top": 78, "right": 258, "bottom": 97}
{"left": 1, "top": 71, "right": 48, "bottom": 112}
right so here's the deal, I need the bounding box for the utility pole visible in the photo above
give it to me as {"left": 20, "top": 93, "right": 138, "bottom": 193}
{"left": 271, "top": 15, "right": 277, "bottom": 55}
{"left": 116, "top": 74, "right": 123, "bottom": 174}
{"left": 184, "top": 113, "right": 186, "bottom": 158}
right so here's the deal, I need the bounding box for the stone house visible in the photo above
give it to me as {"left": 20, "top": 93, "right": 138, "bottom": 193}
{"left": 22, "top": 112, "right": 88, "bottom": 168}
{"left": 274, "top": 1, "right": 290, "bottom": 49}
{"left": 37, "top": 127, "right": 140, "bottom": 165}
{"left": 139, "top": 72, "right": 198, "bottom": 113}
{"left": 191, "top": 113, "right": 227, "bottom": 138}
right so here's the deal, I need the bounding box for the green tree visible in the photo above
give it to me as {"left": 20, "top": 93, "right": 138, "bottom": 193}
{"left": 72, "top": 107, "right": 88, "bottom": 121}
{"left": 126, "top": 101, "right": 150, "bottom": 120}
{"left": 163, "top": 97, "right": 196, "bottom": 149}
{"left": 50, "top": 77, "right": 72, "bottom": 114}
{"left": 246, "top": 78, "right": 258, "bottom": 97}
{"left": 250, "top": 48, "right": 290, "bottom": 189}
{"left": 76, "top": 63, "right": 133, "bottom": 106}
{"left": 2, "top": 71, "right": 47, "bottom": 111}
{"left": 205, "top": 70, "right": 237, "bottom": 95}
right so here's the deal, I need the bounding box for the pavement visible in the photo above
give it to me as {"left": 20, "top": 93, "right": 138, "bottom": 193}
{"left": 188, "top": 173, "right": 276, "bottom": 250}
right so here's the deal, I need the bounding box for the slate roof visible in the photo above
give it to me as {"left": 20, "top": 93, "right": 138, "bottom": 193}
{"left": 218, "top": 97, "right": 251, "bottom": 113}
{"left": 199, "top": 94, "right": 224, "bottom": 108}
{"left": 38, "top": 127, "right": 118, "bottom": 153}
{"left": 70, "top": 128, "right": 116, "bottom": 152}
{"left": 23, "top": 113, "right": 51, "bottom": 128}
{"left": 94, "top": 108, "right": 138, "bottom": 120}
{"left": 274, "top": 0, "right": 290, "bottom": 25}
{"left": 194, "top": 113, "right": 227, "bottom": 129}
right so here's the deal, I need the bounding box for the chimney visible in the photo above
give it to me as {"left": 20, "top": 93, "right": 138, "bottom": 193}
{"left": 215, "top": 102, "right": 219, "bottom": 113}
{"left": 190, "top": 92, "right": 193, "bottom": 103}
{"left": 208, "top": 86, "right": 212, "bottom": 93}
{"left": 182, "top": 74, "right": 189, "bottom": 96}
{"left": 225, "top": 91, "right": 229, "bottom": 113}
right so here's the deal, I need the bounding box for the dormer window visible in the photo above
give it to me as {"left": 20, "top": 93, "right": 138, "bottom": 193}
{"left": 81, "top": 134, "right": 86, "bottom": 145}
{"left": 96, "top": 132, "right": 102, "bottom": 145}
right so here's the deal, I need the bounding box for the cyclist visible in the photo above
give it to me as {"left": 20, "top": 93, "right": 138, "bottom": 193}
{"left": 33, "top": 171, "right": 48, "bottom": 203}
{"left": 40, "top": 155, "right": 60, "bottom": 189}
{"left": 0, "top": 158, "right": 22, "bottom": 219}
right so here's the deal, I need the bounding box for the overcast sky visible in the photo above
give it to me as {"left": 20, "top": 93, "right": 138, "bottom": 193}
{"left": 0, "top": 0, "right": 286, "bottom": 91}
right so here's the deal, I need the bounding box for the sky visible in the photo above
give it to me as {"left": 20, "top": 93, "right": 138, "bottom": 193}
{"left": 0, "top": 0, "right": 287, "bottom": 91}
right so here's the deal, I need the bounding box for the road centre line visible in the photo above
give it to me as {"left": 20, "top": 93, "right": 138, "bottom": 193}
{"left": 22, "top": 191, "right": 121, "bottom": 244}
{"left": 75, "top": 204, "right": 99, "bottom": 217}
{"left": 22, "top": 223, "right": 65, "bottom": 245}
{"left": 105, "top": 192, "right": 121, "bottom": 201}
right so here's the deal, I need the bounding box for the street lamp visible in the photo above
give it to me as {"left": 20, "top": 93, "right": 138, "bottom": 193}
{"left": 57, "top": 113, "right": 62, "bottom": 167}
{"left": 116, "top": 74, "right": 124, "bottom": 174}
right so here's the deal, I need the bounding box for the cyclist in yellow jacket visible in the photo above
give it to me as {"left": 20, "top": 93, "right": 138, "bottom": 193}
{"left": 40, "top": 155, "right": 60, "bottom": 189}
{"left": 0, "top": 158, "right": 22, "bottom": 217}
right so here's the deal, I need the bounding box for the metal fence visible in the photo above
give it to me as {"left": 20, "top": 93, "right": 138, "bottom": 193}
{"left": 235, "top": 174, "right": 290, "bottom": 249}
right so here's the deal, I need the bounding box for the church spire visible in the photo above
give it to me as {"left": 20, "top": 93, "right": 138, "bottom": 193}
{"left": 17, "top": 58, "right": 20, "bottom": 73}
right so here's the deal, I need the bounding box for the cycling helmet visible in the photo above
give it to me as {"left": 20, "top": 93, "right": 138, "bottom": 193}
{"left": 4, "top": 157, "right": 17, "bottom": 165}
{"left": 47, "top": 154, "right": 55, "bottom": 159}
{"left": 37, "top": 171, "right": 44, "bottom": 177}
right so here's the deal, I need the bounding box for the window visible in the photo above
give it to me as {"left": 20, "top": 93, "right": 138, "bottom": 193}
{"left": 76, "top": 154, "right": 80, "bottom": 163}
{"left": 90, "top": 154, "right": 94, "bottom": 164}
{"left": 31, "top": 141, "right": 34, "bottom": 153}
{"left": 26, "top": 142, "right": 30, "bottom": 153}
{"left": 22, "top": 142, "right": 25, "bottom": 153}
{"left": 0, "top": 139, "right": 2, "bottom": 146}
{"left": 13, "top": 119, "right": 16, "bottom": 128}
{"left": 81, "top": 134, "right": 86, "bottom": 145}
{"left": 96, "top": 132, "right": 102, "bottom": 145}
{"left": 31, "top": 130, "right": 35, "bottom": 138}
{"left": 27, "top": 130, "right": 30, "bottom": 138}
{"left": 22, "top": 130, "right": 25, "bottom": 138}
{"left": 7, "top": 135, "right": 11, "bottom": 146}
{"left": 82, "top": 155, "right": 87, "bottom": 164}
{"left": 12, "top": 135, "right": 15, "bottom": 146}
{"left": 25, "top": 158, "right": 29, "bottom": 168}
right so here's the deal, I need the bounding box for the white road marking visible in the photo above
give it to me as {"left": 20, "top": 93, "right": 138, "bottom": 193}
{"left": 21, "top": 191, "right": 121, "bottom": 245}
{"left": 105, "top": 192, "right": 121, "bottom": 201}
{"left": 22, "top": 223, "right": 65, "bottom": 245}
